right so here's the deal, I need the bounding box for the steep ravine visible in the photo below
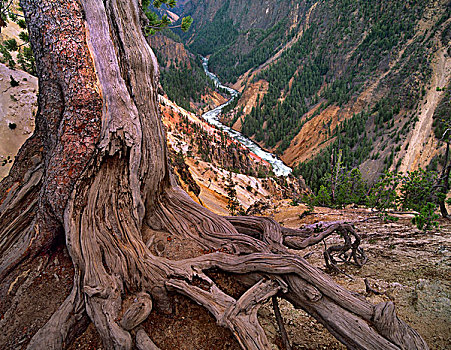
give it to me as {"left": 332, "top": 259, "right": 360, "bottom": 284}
{"left": 200, "top": 57, "right": 292, "bottom": 176}
{"left": 399, "top": 46, "right": 451, "bottom": 173}
{"left": 180, "top": 0, "right": 451, "bottom": 183}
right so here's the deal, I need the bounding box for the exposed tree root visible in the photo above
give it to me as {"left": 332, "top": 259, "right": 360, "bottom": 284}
{"left": 228, "top": 217, "right": 368, "bottom": 269}
{"left": 135, "top": 328, "right": 161, "bottom": 350}
{"left": 20, "top": 190, "right": 429, "bottom": 349}
{"left": 167, "top": 276, "right": 279, "bottom": 349}
{"left": 0, "top": 161, "right": 42, "bottom": 282}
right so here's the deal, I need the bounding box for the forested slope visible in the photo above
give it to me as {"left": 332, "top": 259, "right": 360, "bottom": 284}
{"left": 175, "top": 0, "right": 451, "bottom": 190}
{"left": 148, "top": 31, "right": 217, "bottom": 113}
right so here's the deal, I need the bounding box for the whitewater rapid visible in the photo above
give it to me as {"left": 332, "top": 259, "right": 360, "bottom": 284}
{"left": 201, "top": 57, "right": 292, "bottom": 177}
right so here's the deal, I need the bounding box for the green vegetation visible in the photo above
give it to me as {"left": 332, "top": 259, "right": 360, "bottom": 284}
{"left": 143, "top": 1, "right": 223, "bottom": 112}
{"left": 366, "top": 171, "right": 400, "bottom": 213}
{"left": 158, "top": 57, "right": 215, "bottom": 112}
{"left": 238, "top": 0, "right": 430, "bottom": 155}
{"left": 303, "top": 151, "right": 368, "bottom": 209}
{"left": 304, "top": 164, "right": 446, "bottom": 231}
{"left": 398, "top": 169, "right": 438, "bottom": 212}
{"left": 412, "top": 203, "right": 440, "bottom": 231}
{"left": 432, "top": 83, "right": 451, "bottom": 139}
{"left": 157, "top": 0, "right": 444, "bottom": 185}
{"left": 242, "top": 32, "right": 328, "bottom": 151}
{"left": 0, "top": 3, "right": 35, "bottom": 74}
{"left": 294, "top": 112, "right": 373, "bottom": 193}
{"left": 151, "top": 0, "right": 445, "bottom": 184}
{"left": 185, "top": 0, "right": 239, "bottom": 56}
{"left": 221, "top": 94, "right": 240, "bottom": 115}
{"left": 225, "top": 171, "right": 244, "bottom": 216}
{"left": 209, "top": 19, "right": 298, "bottom": 83}
{"left": 142, "top": 0, "right": 192, "bottom": 36}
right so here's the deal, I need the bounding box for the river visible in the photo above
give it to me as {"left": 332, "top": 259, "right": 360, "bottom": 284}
{"left": 201, "top": 57, "right": 292, "bottom": 177}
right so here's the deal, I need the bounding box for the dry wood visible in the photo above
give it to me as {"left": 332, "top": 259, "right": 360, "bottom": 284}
{"left": 167, "top": 276, "right": 279, "bottom": 350}
{"left": 135, "top": 329, "right": 161, "bottom": 350}
{"left": 120, "top": 293, "right": 153, "bottom": 331}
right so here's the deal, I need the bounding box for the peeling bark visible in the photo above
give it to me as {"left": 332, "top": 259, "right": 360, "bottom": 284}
{"left": 0, "top": 0, "right": 429, "bottom": 349}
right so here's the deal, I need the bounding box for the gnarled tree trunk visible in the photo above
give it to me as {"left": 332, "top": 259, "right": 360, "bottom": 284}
{"left": 0, "top": 0, "right": 429, "bottom": 349}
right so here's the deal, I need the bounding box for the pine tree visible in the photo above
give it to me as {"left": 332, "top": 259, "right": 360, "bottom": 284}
{"left": 225, "top": 171, "right": 242, "bottom": 215}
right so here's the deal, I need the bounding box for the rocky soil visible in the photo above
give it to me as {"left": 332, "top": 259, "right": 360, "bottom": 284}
{"left": 258, "top": 203, "right": 451, "bottom": 350}
{"left": 0, "top": 63, "right": 37, "bottom": 179}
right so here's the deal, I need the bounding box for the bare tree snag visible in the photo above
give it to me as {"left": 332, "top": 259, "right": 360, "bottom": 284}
{"left": 435, "top": 129, "right": 451, "bottom": 218}
{"left": 0, "top": 0, "right": 429, "bottom": 349}
{"left": 272, "top": 296, "right": 292, "bottom": 350}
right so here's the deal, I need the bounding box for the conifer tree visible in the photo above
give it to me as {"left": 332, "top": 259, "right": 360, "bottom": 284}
{"left": 225, "top": 171, "right": 242, "bottom": 216}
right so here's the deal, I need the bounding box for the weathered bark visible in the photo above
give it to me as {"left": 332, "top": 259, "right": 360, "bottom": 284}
{"left": 0, "top": 0, "right": 429, "bottom": 349}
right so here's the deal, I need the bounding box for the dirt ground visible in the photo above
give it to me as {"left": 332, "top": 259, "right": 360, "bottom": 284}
{"left": 0, "top": 242, "right": 75, "bottom": 350}
{"left": 261, "top": 203, "right": 451, "bottom": 350}
{"left": 0, "top": 202, "right": 449, "bottom": 349}
{"left": 0, "top": 63, "right": 38, "bottom": 180}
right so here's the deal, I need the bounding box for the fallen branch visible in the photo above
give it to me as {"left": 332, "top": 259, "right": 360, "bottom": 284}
{"left": 272, "top": 296, "right": 292, "bottom": 350}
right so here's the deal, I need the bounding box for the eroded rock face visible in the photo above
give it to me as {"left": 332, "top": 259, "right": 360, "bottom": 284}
{"left": 147, "top": 33, "right": 192, "bottom": 69}
{"left": 183, "top": 0, "right": 305, "bottom": 34}
{"left": 169, "top": 147, "right": 201, "bottom": 198}
{"left": 0, "top": 64, "right": 38, "bottom": 180}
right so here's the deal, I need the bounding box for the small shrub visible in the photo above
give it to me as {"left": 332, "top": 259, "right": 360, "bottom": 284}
{"left": 398, "top": 169, "right": 437, "bottom": 212}
{"left": 378, "top": 212, "right": 399, "bottom": 223}
{"left": 225, "top": 172, "right": 244, "bottom": 216}
{"left": 17, "top": 19, "right": 27, "bottom": 29}
{"left": 314, "top": 185, "right": 332, "bottom": 207}
{"left": 289, "top": 198, "right": 300, "bottom": 206}
{"left": 367, "top": 171, "right": 400, "bottom": 212}
{"left": 8, "top": 123, "right": 17, "bottom": 130}
{"left": 3, "top": 39, "right": 18, "bottom": 52}
{"left": 412, "top": 203, "right": 439, "bottom": 231}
